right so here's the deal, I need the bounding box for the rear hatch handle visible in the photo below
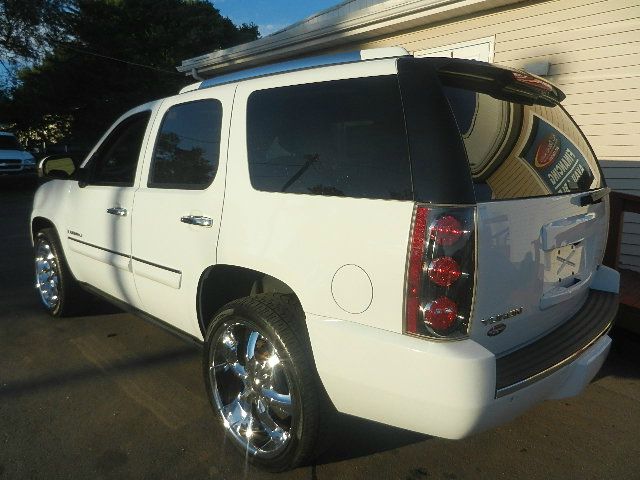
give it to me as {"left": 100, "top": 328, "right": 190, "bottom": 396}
{"left": 540, "top": 270, "right": 594, "bottom": 310}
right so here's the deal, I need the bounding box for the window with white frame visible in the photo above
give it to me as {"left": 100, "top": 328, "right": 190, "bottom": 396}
{"left": 413, "top": 36, "right": 495, "bottom": 63}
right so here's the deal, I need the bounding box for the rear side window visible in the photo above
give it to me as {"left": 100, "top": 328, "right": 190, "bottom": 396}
{"left": 246, "top": 76, "right": 412, "bottom": 200}
{"left": 442, "top": 84, "right": 603, "bottom": 201}
{"left": 149, "top": 99, "right": 222, "bottom": 189}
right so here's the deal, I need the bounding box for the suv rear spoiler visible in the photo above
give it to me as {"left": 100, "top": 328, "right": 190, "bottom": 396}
{"left": 435, "top": 59, "right": 565, "bottom": 106}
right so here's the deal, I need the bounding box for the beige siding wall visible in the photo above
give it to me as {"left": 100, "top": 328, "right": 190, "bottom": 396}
{"left": 360, "top": 0, "right": 640, "bottom": 271}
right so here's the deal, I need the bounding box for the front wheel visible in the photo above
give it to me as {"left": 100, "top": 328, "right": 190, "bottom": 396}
{"left": 203, "top": 293, "right": 326, "bottom": 471}
{"left": 34, "top": 228, "right": 87, "bottom": 317}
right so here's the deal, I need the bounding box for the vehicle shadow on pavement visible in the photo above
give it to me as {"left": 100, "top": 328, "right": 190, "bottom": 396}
{"left": 315, "top": 413, "right": 427, "bottom": 465}
{"left": 595, "top": 326, "right": 640, "bottom": 381}
{"left": 82, "top": 297, "right": 123, "bottom": 316}
{"left": 0, "top": 342, "right": 198, "bottom": 399}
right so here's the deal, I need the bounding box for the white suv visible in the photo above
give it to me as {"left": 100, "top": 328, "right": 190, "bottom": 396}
{"left": 31, "top": 48, "right": 619, "bottom": 471}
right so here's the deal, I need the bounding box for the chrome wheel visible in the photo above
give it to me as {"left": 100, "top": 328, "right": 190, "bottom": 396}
{"left": 34, "top": 237, "right": 60, "bottom": 310}
{"left": 209, "top": 321, "right": 295, "bottom": 458}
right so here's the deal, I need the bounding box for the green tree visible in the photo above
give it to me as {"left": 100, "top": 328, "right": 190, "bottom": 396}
{"left": 1, "top": 0, "right": 258, "bottom": 149}
{"left": 0, "top": 0, "right": 72, "bottom": 87}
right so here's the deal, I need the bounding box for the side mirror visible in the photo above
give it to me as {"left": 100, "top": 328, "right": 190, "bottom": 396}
{"left": 76, "top": 167, "right": 90, "bottom": 187}
{"left": 38, "top": 155, "right": 77, "bottom": 180}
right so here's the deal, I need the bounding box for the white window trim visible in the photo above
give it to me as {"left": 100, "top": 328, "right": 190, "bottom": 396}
{"left": 412, "top": 35, "right": 496, "bottom": 62}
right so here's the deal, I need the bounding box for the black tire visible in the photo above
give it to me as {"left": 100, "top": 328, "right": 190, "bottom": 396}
{"left": 34, "top": 228, "right": 88, "bottom": 317}
{"left": 203, "top": 293, "right": 328, "bottom": 471}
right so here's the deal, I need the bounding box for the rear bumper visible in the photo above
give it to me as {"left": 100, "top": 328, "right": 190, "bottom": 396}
{"left": 496, "top": 290, "right": 616, "bottom": 397}
{"left": 306, "top": 289, "right": 615, "bottom": 439}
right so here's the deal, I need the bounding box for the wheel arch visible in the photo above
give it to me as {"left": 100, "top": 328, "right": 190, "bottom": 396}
{"left": 31, "top": 216, "right": 57, "bottom": 244}
{"left": 197, "top": 264, "right": 303, "bottom": 338}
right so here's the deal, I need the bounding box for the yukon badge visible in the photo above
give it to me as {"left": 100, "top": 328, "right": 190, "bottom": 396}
{"left": 481, "top": 307, "right": 523, "bottom": 326}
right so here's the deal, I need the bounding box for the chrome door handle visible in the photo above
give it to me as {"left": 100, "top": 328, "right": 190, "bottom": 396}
{"left": 106, "top": 207, "right": 128, "bottom": 216}
{"left": 180, "top": 215, "right": 213, "bottom": 227}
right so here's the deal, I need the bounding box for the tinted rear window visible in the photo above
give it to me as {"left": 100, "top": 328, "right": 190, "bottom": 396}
{"left": 442, "top": 82, "right": 603, "bottom": 201}
{"left": 246, "top": 76, "right": 412, "bottom": 200}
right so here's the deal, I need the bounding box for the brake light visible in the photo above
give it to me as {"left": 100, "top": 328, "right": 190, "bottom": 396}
{"left": 430, "top": 215, "right": 464, "bottom": 246}
{"left": 405, "top": 206, "right": 428, "bottom": 333}
{"left": 424, "top": 297, "right": 458, "bottom": 331}
{"left": 427, "top": 256, "right": 462, "bottom": 287}
{"left": 512, "top": 71, "right": 553, "bottom": 92}
{"left": 404, "top": 205, "right": 475, "bottom": 339}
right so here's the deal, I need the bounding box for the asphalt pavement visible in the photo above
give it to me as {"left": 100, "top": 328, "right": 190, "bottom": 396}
{"left": 1, "top": 184, "right": 639, "bottom": 480}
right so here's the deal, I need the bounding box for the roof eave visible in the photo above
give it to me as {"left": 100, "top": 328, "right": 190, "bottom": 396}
{"left": 178, "top": 0, "right": 524, "bottom": 78}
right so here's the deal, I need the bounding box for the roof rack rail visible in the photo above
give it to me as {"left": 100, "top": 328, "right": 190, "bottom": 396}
{"left": 197, "top": 47, "right": 410, "bottom": 90}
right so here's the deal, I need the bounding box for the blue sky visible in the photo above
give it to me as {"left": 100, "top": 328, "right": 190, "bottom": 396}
{"left": 211, "top": 0, "right": 342, "bottom": 36}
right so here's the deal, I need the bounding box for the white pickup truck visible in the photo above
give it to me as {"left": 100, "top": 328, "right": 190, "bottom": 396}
{"left": 0, "top": 131, "right": 36, "bottom": 183}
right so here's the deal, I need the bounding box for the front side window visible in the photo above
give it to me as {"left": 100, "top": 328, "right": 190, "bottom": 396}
{"left": 148, "top": 100, "right": 222, "bottom": 189}
{"left": 88, "top": 111, "right": 151, "bottom": 186}
{"left": 246, "top": 76, "right": 412, "bottom": 200}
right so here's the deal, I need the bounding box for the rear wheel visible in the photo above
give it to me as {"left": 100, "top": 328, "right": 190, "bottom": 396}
{"left": 203, "top": 293, "right": 326, "bottom": 471}
{"left": 34, "top": 228, "right": 87, "bottom": 317}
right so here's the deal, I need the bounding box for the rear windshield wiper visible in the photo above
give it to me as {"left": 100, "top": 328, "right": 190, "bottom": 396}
{"left": 580, "top": 187, "right": 610, "bottom": 206}
{"left": 281, "top": 153, "right": 319, "bottom": 193}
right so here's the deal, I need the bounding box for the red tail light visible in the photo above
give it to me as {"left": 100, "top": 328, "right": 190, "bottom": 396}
{"left": 404, "top": 205, "right": 475, "bottom": 339}
{"left": 430, "top": 215, "right": 464, "bottom": 246}
{"left": 427, "top": 256, "right": 461, "bottom": 287}
{"left": 405, "top": 206, "right": 428, "bottom": 333}
{"left": 424, "top": 297, "right": 458, "bottom": 331}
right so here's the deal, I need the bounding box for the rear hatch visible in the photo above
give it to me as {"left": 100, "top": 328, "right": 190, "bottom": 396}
{"left": 438, "top": 61, "right": 608, "bottom": 355}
